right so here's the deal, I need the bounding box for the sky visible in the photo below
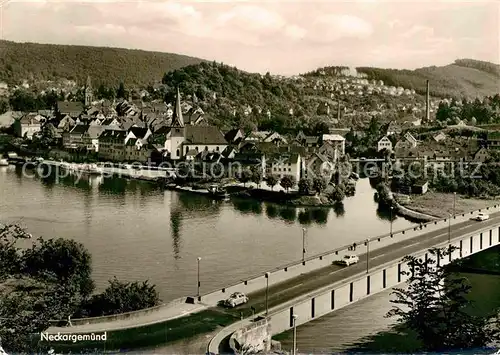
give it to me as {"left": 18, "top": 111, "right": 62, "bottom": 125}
{"left": 1, "top": 0, "right": 499, "bottom": 75}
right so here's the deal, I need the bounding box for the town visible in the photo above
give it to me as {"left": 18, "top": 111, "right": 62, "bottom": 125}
{"left": 1, "top": 2, "right": 500, "bottom": 353}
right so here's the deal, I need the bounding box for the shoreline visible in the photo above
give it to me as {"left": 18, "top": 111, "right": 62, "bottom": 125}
{"left": 397, "top": 192, "right": 499, "bottom": 220}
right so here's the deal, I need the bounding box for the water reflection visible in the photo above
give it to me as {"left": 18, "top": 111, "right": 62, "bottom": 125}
{"left": 376, "top": 205, "right": 397, "bottom": 222}
{"left": 170, "top": 209, "right": 182, "bottom": 260}
{"left": 232, "top": 198, "right": 263, "bottom": 215}
{"left": 333, "top": 202, "right": 345, "bottom": 217}
{"left": 265, "top": 204, "right": 279, "bottom": 219}
{"left": 177, "top": 192, "right": 222, "bottom": 217}
{"left": 279, "top": 207, "right": 296, "bottom": 223}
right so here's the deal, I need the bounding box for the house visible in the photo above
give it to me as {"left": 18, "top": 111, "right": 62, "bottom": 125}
{"left": 231, "top": 152, "right": 267, "bottom": 177}
{"left": 433, "top": 132, "right": 446, "bottom": 142}
{"left": 486, "top": 132, "right": 500, "bottom": 149}
{"left": 377, "top": 136, "right": 393, "bottom": 152}
{"left": 83, "top": 126, "right": 107, "bottom": 152}
{"left": 63, "top": 124, "right": 89, "bottom": 149}
{"left": 322, "top": 134, "right": 345, "bottom": 155}
{"left": 263, "top": 132, "right": 287, "bottom": 145}
{"left": 318, "top": 141, "right": 342, "bottom": 162}
{"left": 304, "top": 152, "right": 334, "bottom": 180}
{"left": 98, "top": 129, "right": 127, "bottom": 161}
{"left": 57, "top": 115, "right": 76, "bottom": 132}
{"left": 386, "top": 121, "right": 402, "bottom": 135}
{"left": 412, "top": 180, "right": 428, "bottom": 194}
{"left": 266, "top": 153, "right": 301, "bottom": 183}
{"left": 224, "top": 129, "right": 244, "bottom": 146}
{"left": 101, "top": 118, "right": 120, "bottom": 128}
{"left": 473, "top": 147, "right": 489, "bottom": 162}
{"left": 13, "top": 113, "right": 42, "bottom": 139}
{"left": 124, "top": 138, "right": 153, "bottom": 163}
{"left": 404, "top": 132, "right": 418, "bottom": 148}
{"left": 295, "top": 131, "right": 321, "bottom": 148}
{"left": 57, "top": 101, "right": 84, "bottom": 118}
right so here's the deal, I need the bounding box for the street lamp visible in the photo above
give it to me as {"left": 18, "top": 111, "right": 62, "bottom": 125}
{"left": 265, "top": 272, "right": 270, "bottom": 316}
{"left": 302, "top": 228, "right": 306, "bottom": 263}
{"left": 390, "top": 206, "right": 394, "bottom": 237}
{"left": 197, "top": 257, "right": 201, "bottom": 298}
{"left": 448, "top": 213, "right": 452, "bottom": 244}
{"left": 365, "top": 238, "right": 370, "bottom": 274}
{"left": 453, "top": 192, "right": 456, "bottom": 217}
{"left": 292, "top": 314, "right": 298, "bottom": 355}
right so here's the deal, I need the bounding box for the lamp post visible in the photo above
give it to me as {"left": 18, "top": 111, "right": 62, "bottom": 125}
{"left": 390, "top": 206, "right": 394, "bottom": 237}
{"left": 366, "top": 238, "right": 370, "bottom": 274}
{"left": 453, "top": 192, "right": 456, "bottom": 217}
{"left": 448, "top": 213, "right": 452, "bottom": 244}
{"left": 302, "top": 228, "right": 306, "bottom": 263}
{"left": 292, "top": 314, "right": 298, "bottom": 355}
{"left": 197, "top": 257, "right": 201, "bottom": 298}
{"left": 265, "top": 272, "right": 270, "bottom": 316}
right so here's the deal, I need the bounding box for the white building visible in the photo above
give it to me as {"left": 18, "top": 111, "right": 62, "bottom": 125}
{"left": 377, "top": 136, "right": 393, "bottom": 151}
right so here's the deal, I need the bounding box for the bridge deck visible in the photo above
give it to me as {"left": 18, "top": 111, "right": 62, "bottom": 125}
{"left": 222, "top": 212, "right": 500, "bottom": 317}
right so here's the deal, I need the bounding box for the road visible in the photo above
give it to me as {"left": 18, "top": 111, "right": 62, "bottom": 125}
{"left": 222, "top": 211, "right": 500, "bottom": 317}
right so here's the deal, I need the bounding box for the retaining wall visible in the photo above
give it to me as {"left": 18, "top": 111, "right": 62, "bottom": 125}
{"left": 229, "top": 319, "right": 271, "bottom": 354}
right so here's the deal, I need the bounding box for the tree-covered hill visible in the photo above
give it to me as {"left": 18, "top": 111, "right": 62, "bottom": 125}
{"left": 356, "top": 59, "right": 500, "bottom": 99}
{"left": 0, "top": 40, "right": 206, "bottom": 87}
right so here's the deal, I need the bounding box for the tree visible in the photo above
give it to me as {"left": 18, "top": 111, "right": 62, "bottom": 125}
{"left": 298, "top": 178, "right": 313, "bottom": 195}
{"left": 387, "top": 247, "right": 499, "bottom": 352}
{"left": 312, "top": 177, "right": 327, "bottom": 195}
{"left": 116, "top": 82, "right": 127, "bottom": 99}
{"left": 280, "top": 175, "right": 296, "bottom": 192}
{"left": 0, "top": 99, "right": 8, "bottom": 115}
{"left": 250, "top": 167, "right": 263, "bottom": 187}
{"left": 265, "top": 174, "right": 279, "bottom": 191}
{"left": 329, "top": 185, "right": 345, "bottom": 203}
{"left": 238, "top": 169, "right": 252, "bottom": 187}
{"left": 22, "top": 237, "right": 95, "bottom": 299}
{"left": 78, "top": 278, "right": 161, "bottom": 318}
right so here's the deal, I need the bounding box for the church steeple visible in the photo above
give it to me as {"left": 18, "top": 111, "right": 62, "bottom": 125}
{"left": 171, "top": 87, "right": 184, "bottom": 127}
{"left": 85, "top": 75, "right": 93, "bottom": 107}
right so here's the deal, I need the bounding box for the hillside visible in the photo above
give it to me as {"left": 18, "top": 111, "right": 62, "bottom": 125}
{"left": 0, "top": 40, "right": 206, "bottom": 87}
{"left": 356, "top": 59, "right": 500, "bottom": 99}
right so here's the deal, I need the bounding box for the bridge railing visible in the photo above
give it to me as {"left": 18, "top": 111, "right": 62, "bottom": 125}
{"left": 197, "top": 203, "right": 500, "bottom": 302}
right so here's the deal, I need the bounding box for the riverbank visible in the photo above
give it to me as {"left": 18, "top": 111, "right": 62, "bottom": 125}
{"left": 398, "top": 192, "right": 498, "bottom": 219}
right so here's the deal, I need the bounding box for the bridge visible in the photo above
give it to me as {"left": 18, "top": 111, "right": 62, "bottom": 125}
{"left": 207, "top": 209, "right": 500, "bottom": 354}
{"left": 45, "top": 205, "right": 500, "bottom": 352}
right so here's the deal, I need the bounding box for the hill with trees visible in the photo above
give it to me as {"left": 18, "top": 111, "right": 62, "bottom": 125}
{"left": 356, "top": 59, "right": 500, "bottom": 99}
{"left": 0, "top": 40, "right": 206, "bottom": 87}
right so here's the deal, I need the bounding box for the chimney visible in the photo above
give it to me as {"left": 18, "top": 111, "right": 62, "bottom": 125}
{"left": 426, "top": 80, "right": 430, "bottom": 122}
{"left": 337, "top": 101, "right": 341, "bottom": 121}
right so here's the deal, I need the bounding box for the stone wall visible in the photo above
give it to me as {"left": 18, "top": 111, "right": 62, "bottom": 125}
{"left": 229, "top": 318, "right": 271, "bottom": 354}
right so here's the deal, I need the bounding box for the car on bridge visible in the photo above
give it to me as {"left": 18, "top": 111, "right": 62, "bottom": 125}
{"left": 475, "top": 213, "right": 489, "bottom": 221}
{"left": 221, "top": 292, "right": 249, "bottom": 308}
{"left": 336, "top": 254, "right": 359, "bottom": 266}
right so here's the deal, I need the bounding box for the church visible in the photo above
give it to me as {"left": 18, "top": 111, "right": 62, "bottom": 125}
{"left": 163, "top": 88, "right": 228, "bottom": 160}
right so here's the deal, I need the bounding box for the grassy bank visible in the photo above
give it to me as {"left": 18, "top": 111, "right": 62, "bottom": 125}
{"left": 42, "top": 309, "right": 238, "bottom": 353}
{"left": 398, "top": 192, "right": 497, "bottom": 219}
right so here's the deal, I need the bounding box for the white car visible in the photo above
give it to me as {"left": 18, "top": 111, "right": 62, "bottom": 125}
{"left": 223, "top": 292, "right": 249, "bottom": 308}
{"left": 338, "top": 254, "right": 359, "bottom": 266}
{"left": 475, "top": 213, "right": 489, "bottom": 221}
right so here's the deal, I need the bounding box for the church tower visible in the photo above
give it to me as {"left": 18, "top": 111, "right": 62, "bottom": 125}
{"left": 85, "top": 75, "right": 93, "bottom": 107}
{"left": 169, "top": 87, "right": 185, "bottom": 160}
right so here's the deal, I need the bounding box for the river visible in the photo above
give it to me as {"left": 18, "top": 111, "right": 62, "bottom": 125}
{"left": 0, "top": 164, "right": 413, "bottom": 302}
